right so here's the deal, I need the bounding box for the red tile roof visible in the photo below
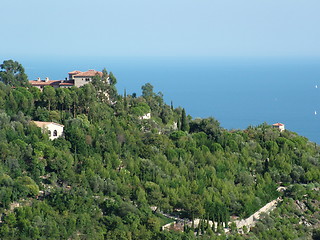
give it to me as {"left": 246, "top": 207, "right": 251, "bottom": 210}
{"left": 68, "top": 70, "right": 81, "bottom": 75}
{"left": 59, "top": 82, "right": 74, "bottom": 86}
{"left": 30, "top": 80, "right": 74, "bottom": 87}
{"left": 59, "top": 83, "right": 73, "bottom": 86}
{"left": 273, "top": 123, "right": 284, "bottom": 126}
{"left": 29, "top": 80, "right": 61, "bottom": 86}
{"left": 30, "top": 69, "right": 103, "bottom": 88}
{"left": 74, "top": 70, "right": 103, "bottom": 77}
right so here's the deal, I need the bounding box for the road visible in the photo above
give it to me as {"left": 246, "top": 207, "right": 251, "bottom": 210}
{"left": 161, "top": 197, "right": 282, "bottom": 233}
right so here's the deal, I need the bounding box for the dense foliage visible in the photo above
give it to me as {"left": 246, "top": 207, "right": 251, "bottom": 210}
{"left": 0, "top": 60, "right": 319, "bottom": 239}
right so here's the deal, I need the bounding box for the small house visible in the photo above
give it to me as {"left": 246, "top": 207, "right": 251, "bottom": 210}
{"left": 32, "top": 121, "right": 64, "bottom": 140}
{"left": 272, "top": 123, "right": 285, "bottom": 132}
{"left": 139, "top": 112, "right": 151, "bottom": 120}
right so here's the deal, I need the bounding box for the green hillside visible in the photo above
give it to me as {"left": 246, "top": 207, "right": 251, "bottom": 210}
{"left": 0, "top": 60, "right": 319, "bottom": 240}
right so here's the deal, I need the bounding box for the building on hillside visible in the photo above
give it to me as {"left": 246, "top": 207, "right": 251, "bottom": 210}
{"left": 30, "top": 69, "right": 104, "bottom": 89}
{"left": 68, "top": 71, "right": 82, "bottom": 79}
{"left": 32, "top": 121, "right": 64, "bottom": 140}
{"left": 68, "top": 69, "right": 104, "bottom": 88}
{"left": 139, "top": 112, "right": 151, "bottom": 120}
{"left": 29, "top": 77, "right": 74, "bottom": 91}
{"left": 272, "top": 123, "right": 285, "bottom": 132}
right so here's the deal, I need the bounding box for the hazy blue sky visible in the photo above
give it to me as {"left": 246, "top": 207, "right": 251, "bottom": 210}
{"left": 1, "top": 0, "right": 320, "bottom": 58}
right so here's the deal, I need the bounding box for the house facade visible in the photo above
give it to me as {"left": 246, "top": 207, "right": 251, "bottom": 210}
{"left": 32, "top": 121, "right": 64, "bottom": 140}
{"left": 68, "top": 70, "right": 104, "bottom": 88}
{"left": 139, "top": 112, "right": 151, "bottom": 120}
{"left": 272, "top": 123, "right": 285, "bottom": 132}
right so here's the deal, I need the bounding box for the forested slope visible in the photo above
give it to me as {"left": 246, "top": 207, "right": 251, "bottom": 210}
{"left": 0, "top": 60, "right": 319, "bottom": 239}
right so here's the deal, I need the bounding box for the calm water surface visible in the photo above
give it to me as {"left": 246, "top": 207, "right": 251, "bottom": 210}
{"left": 19, "top": 56, "right": 320, "bottom": 143}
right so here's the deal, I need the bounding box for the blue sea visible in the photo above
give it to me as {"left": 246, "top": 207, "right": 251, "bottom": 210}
{"left": 17, "top": 56, "right": 320, "bottom": 143}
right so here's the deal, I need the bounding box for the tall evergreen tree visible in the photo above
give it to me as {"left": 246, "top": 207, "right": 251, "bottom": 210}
{"left": 123, "top": 89, "right": 127, "bottom": 111}
{"left": 181, "top": 108, "right": 189, "bottom": 132}
{"left": 42, "top": 86, "right": 56, "bottom": 112}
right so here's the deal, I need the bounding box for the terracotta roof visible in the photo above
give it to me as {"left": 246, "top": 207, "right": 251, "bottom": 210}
{"left": 30, "top": 80, "right": 74, "bottom": 87}
{"left": 74, "top": 70, "right": 103, "bottom": 77}
{"left": 32, "top": 121, "right": 64, "bottom": 128}
{"left": 29, "top": 80, "right": 61, "bottom": 86}
{"left": 68, "top": 70, "right": 81, "bottom": 75}
{"left": 59, "top": 82, "right": 74, "bottom": 86}
{"left": 273, "top": 123, "right": 284, "bottom": 126}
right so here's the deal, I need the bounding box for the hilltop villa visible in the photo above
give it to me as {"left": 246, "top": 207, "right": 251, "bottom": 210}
{"left": 32, "top": 121, "right": 64, "bottom": 140}
{"left": 68, "top": 70, "right": 103, "bottom": 87}
{"left": 29, "top": 69, "right": 104, "bottom": 90}
{"left": 273, "top": 123, "right": 285, "bottom": 132}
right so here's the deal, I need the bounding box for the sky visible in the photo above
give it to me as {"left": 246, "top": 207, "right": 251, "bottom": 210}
{"left": 1, "top": 0, "right": 320, "bottom": 58}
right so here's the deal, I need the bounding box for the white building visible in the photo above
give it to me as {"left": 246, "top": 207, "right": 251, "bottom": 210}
{"left": 139, "top": 112, "right": 151, "bottom": 120}
{"left": 272, "top": 123, "right": 285, "bottom": 132}
{"left": 32, "top": 121, "right": 64, "bottom": 140}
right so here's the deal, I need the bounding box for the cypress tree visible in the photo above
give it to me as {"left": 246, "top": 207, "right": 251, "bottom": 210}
{"left": 124, "top": 89, "right": 127, "bottom": 111}
{"left": 181, "top": 108, "right": 189, "bottom": 132}
{"left": 177, "top": 118, "right": 181, "bottom": 130}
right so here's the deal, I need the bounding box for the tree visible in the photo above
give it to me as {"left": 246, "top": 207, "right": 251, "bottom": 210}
{"left": 55, "top": 88, "right": 66, "bottom": 111}
{"left": 14, "top": 87, "right": 34, "bottom": 115}
{"left": 181, "top": 108, "right": 189, "bottom": 132}
{"left": 92, "top": 69, "right": 115, "bottom": 102}
{"left": 109, "top": 71, "right": 117, "bottom": 86}
{"left": 14, "top": 176, "right": 39, "bottom": 197}
{"left": 62, "top": 88, "right": 72, "bottom": 113}
{"left": 123, "top": 89, "right": 128, "bottom": 111}
{"left": 6, "top": 92, "right": 18, "bottom": 114}
{"left": 69, "top": 87, "right": 79, "bottom": 117}
{"left": 160, "top": 105, "right": 171, "bottom": 124}
{"left": 29, "top": 87, "right": 42, "bottom": 102}
{"left": 141, "top": 83, "right": 154, "bottom": 98}
{"left": 42, "top": 86, "right": 56, "bottom": 111}
{"left": 78, "top": 84, "right": 96, "bottom": 114}
{"left": 0, "top": 60, "right": 29, "bottom": 87}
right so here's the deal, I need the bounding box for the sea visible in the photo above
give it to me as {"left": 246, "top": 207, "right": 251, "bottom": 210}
{"left": 16, "top": 56, "right": 320, "bottom": 144}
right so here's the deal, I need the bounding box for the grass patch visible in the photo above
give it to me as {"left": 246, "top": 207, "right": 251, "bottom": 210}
{"left": 154, "top": 212, "right": 174, "bottom": 226}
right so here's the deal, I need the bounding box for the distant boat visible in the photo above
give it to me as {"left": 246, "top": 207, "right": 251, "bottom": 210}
{"left": 315, "top": 111, "right": 317, "bottom": 115}
{"left": 316, "top": 85, "right": 318, "bottom": 88}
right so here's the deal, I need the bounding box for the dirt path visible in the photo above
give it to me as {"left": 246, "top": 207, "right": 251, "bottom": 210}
{"left": 161, "top": 197, "right": 282, "bottom": 233}
{"left": 232, "top": 197, "right": 282, "bottom": 232}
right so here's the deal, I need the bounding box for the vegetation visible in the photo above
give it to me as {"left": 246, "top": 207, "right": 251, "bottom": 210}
{"left": 0, "top": 60, "right": 319, "bottom": 239}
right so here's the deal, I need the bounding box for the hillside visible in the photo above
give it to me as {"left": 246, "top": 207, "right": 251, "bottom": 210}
{"left": 0, "top": 60, "right": 319, "bottom": 240}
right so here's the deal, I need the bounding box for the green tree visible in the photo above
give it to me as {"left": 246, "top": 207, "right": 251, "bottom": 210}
{"left": 0, "top": 60, "right": 29, "bottom": 87}
{"left": 109, "top": 71, "right": 117, "bottom": 85}
{"left": 55, "top": 88, "right": 66, "bottom": 111}
{"left": 42, "top": 86, "right": 56, "bottom": 111}
{"left": 181, "top": 108, "right": 189, "bottom": 132}
{"left": 141, "top": 83, "right": 154, "bottom": 98}
{"left": 6, "top": 91, "right": 18, "bottom": 114}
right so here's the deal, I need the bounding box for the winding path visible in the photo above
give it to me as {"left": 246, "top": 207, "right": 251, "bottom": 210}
{"left": 161, "top": 197, "right": 282, "bottom": 233}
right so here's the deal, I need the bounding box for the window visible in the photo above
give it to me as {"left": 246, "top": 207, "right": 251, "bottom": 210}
{"left": 53, "top": 130, "right": 58, "bottom": 136}
{"left": 85, "top": 78, "right": 90, "bottom": 82}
